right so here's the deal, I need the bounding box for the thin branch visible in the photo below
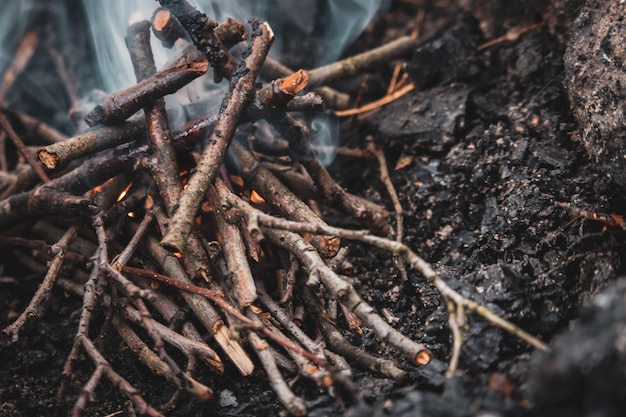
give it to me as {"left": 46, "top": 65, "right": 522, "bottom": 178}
{"left": 160, "top": 19, "right": 274, "bottom": 253}
{"left": 2, "top": 225, "right": 78, "bottom": 342}
{"left": 0, "top": 112, "right": 50, "bottom": 183}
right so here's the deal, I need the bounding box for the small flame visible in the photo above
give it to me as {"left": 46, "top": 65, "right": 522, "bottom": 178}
{"left": 250, "top": 190, "right": 265, "bottom": 204}
{"left": 117, "top": 181, "right": 133, "bottom": 202}
{"left": 127, "top": 211, "right": 135, "bottom": 218}
{"left": 174, "top": 252, "right": 183, "bottom": 259}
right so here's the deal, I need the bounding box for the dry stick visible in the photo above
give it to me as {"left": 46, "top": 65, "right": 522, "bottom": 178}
{"left": 140, "top": 235, "right": 255, "bottom": 375}
{"left": 279, "top": 252, "right": 299, "bottom": 306}
{"left": 213, "top": 17, "right": 248, "bottom": 49}
{"left": 152, "top": 7, "right": 188, "bottom": 48}
{"left": 264, "top": 226, "right": 431, "bottom": 365}
{"left": 95, "top": 218, "right": 212, "bottom": 401}
{"left": 306, "top": 35, "right": 423, "bottom": 87}
{"left": 153, "top": 9, "right": 247, "bottom": 50}
{"left": 0, "top": 112, "right": 50, "bottom": 183}
{"left": 56, "top": 275, "right": 222, "bottom": 373}
{"left": 55, "top": 214, "right": 106, "bottom": 413}
{"left": 0, "top": 142, "right": 143, "bottom": 230}
{"left": 260, "top": 56, "right": 350, "bottom": 110}
{"left": 37, "top": 119, "right": 146, "bottom": 170}
{"left": 2, "top": 225, "right": 78, "bottom": 342}
{"left": 366, "top": 139, "right": 408, "bottom": 281}
{"left": 4, "top": 109, "right": 68, "bottom": 144}
{"left": 0, "top": 235, "right": 88, "bottom": 264}
{"left": 258, "top": 69, "right": 308, "bottom": 109}
{"left": 231, "top": 142, "right": 340, "bottom": 258}
{"left": 0, "top": 163, "right": 38, "bottom": 200}
{"left": 257, "top": 281, "right": 352, "bottom": 379}
{"left": 271, "top": 113, "right": 392, "bottom": 235}
{"left": 158, "top": 0, "right": 238, "bottom": 81}
{"left": 77, "top": 334, "right": 165, "bottom": 417}
{"left": 84, "top": 47, "right": 208, "bottom": 126}
{"left": 117, "top": 212, "right": 222, "bottom": 373}
{"left": 387, "top": 8, "right": 423, "bottom": 95}
{"left": 247, "top": 312, "right": 307, "bottom": 417}
{"left": 0, "top": 30, "right": 38, "bottom": 106}
{"left": 256, "top": 283, "right": 325, "bottom": 358}
{"left": 37, "top": 105, "right": 218, "bottom": 171}
{"left": 71, "top": 364, "right": 104, "bottom": 417}
{"left": 286, "top": 92, "right": 326, "bottom": 112}
{"left": 160, "top": 20, "right": 274, "bottom": 253}
{"left": 334, "top": 83, "right": 415, "bottom": 117}
{"left": 127, "top": 19, "right": 184, "bottom": 212}
{"left": 207, "top": 185, "right": 257, "bottom": 306}
{"left": 121, "top": 302, "right": 219, "bottom": 365}
{"left": 111, "top": 314, "right": 184, "bottom": 387}
{"left": 261, "top": 318, "right": 334, "bottom": 391}
{"left": 301, "top": 286, "right": 408, "bottom": 382}
{"left": 446, "top": 299, "right": 464, "bottom": 377}
{"left": 477, "top": 21, "right": 545, "bottom": 51}
{"left": 224, "top": 191, "right": 550, "bottom": 353}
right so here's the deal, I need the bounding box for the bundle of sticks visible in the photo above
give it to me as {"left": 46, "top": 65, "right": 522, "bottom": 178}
{"left": 0, "top": 1, "right": 548, "bottom": 415}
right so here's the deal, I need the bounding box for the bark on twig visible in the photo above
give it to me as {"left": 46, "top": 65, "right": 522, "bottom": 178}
{"left": 84, "top": 46, "right": 208, "bottom": 126}
{"left": 230, "top": 143, "right": 340, "bottom": 258}
{"left": 160, "top": 19, "right": 274, "bottom": 253}
{"left": 306, "top": 36, "right": 423, "bottom": 87}
{"left": 2, "top": 226, "right": 78, "bottom": 341}
{"left": 158, "top": 0, "right": 238, "bottom": 81}
{"left": 207, "top": 185, "right": 257, "bottom": 306}
{"left": 261, "top": 57, "right": 350, "bottom": 110}
{"left": 140, "top": 235, "right": 255, "bottom": 375}
{"left": 301, "top": 287, "right": 408, "bottom": 382}
{"left": 247, "top": 313, "right": 307, "bottom": 417}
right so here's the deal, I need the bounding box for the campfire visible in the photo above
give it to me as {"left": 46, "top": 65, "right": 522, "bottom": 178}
{"left": 2, "top": 0, "right": 599, "bottom": 416}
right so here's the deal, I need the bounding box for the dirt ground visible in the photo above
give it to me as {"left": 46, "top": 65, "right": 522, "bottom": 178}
{"left": 2, "top": 1, "right": 626, "bottom": 416}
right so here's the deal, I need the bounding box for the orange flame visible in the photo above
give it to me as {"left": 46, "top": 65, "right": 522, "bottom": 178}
{"left": 250, "top": 190, "right": 265, "bottom": 204}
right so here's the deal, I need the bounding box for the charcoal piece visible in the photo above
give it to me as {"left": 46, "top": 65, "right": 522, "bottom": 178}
{"left": 406, "top": 16, "right": 481, "bottom": 90}
{"left": 563, "top": 0, "right": 626, "bottom": 189}
{"left": 367, "top": 85, "right": 469, "bottom": 151}
{"left": 528, "top": 278, "right": 626, "bottom": 417}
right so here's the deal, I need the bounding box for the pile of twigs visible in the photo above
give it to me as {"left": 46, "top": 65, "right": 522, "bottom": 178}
{"left": 0, "top": 1, "right": 547, "bottom": 415}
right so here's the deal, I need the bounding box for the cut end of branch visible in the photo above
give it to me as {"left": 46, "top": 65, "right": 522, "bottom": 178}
{"left": 37, "top": 149, "right": 60, "bottom": 170}
{"left": 415, "top": 349, "right": 432, "bottom": 365}
{"left": 278, "top": 70, "right": 308, "bottom": 96}
{"left": 152, "top": 8, "right": 171, "bottom": 31}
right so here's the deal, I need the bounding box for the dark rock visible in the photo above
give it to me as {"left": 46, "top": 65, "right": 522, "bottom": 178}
{"left": 367, "top": 84, "right": 469, "bottom": 151}
{"left": 407, "top": 16, "right": 482, "bottom": 90}
{"left": 563, "top": 0, "right": 626, "bottom": 188}
{"left": 528, "top": 278, "right": 626, "bottom": 417}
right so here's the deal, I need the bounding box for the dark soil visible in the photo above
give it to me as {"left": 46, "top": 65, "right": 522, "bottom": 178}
{"left": 2, "top": 1, "right": 626, "bottom": 416}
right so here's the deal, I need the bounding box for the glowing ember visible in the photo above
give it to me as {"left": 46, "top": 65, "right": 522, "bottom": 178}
{"left": 250, "top": 190, "right": 265, "bottom": 204}
{"left": 117, "top": 182, "right": 133, "bottom": 202}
